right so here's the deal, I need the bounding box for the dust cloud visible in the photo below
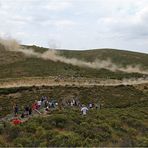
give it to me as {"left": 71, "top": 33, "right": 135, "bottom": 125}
{"left": 0, "top": 37, "right": 148, "bottom": 75}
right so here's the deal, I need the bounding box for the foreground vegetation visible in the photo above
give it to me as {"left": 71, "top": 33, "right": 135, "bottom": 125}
{"left": 0, "top": 106, "right": 147, "bottom": 147}
{"left": 0, "top": 84, "right": 147, "bottom": 147}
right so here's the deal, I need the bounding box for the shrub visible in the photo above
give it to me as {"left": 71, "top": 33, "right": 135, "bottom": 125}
{"left": 120, "top": 136, "right": 134, "bottom": 147}
{"left": 75, "top": 122, "right": 91, "bottom": 138}
{"left": 8, "top": 126, "right": 21, "bottom": 140}
{"left": 0, "top": 136, "right": 6, "bottom": 147}
{"left": 14, "top": 137, "right": 33, "bottom": 147}
{"left": 121, "top": 115, "right": 143, "bottom": 129}
{"left": 14, "top": 135, "right": 47, "bottom": 147}
{"left": 109, "top": 120, "right": 127, "bottom": 133}
{"left": 0, "top": 123, "right": 4, "bottom": 134}
{"left": 96, "top": 123, "right": 112, "bottom": 141}
{"left": 126, "top": 128, "right": 137, "bottom": 136}
{"left": 49, "top": 131, "right": 82, "bottom": 147}
{"left": 49, "top": 114, "right": 68, "bottom": 128}
{"left": 39, "top": 142, "right": 47, "bottom": 147}
{"left": 25, "top": 123, "right": 37, "bottom": 133}
{"left": 35, "top": 126, "right": 46, "bottom": 140}
{"left": 135, "top": 136, "right": 148, "bottom": 147}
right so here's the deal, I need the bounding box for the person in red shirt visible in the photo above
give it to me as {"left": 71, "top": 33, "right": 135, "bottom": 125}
{"left": 32, "top": 103, "right": 37, "bottom": 110}
{"left": 12, "top": 118, "right": 22, "bottom": 125}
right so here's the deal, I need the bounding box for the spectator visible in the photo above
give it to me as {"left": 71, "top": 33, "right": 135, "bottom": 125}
{"left": 81, "top": 105, "right": 89, "bottom": 115}
{"left": 14, "top": 104, "right": 19, "bottom": 116}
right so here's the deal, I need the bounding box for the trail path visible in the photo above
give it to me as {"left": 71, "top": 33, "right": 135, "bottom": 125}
{"left": 0, "top": 76, "right": 148, "bottom": 88}
{"left": 0, "top": 107, "right": 51, "bottom": 124}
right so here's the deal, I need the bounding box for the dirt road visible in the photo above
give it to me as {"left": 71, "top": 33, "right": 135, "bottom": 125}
{"left": 0, "top": 76, "right": 148, "bottom": 88}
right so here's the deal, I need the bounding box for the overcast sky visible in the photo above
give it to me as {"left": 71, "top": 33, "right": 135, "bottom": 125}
{"left": 0, "top": 0, "right": 148, "bottom": 53}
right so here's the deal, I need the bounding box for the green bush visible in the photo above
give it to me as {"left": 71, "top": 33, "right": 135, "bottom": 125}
{"left": 0, "top": 123, "right": 4, "bottom": 134}
{"left": 109, "top": 120, "right": 127, "bottom": 133}
{"left": 14, "top": 137, "right": 33, "bottom": 147}
{"left": 35, "top": 126, "right": 46, "bottom": 140}
{"left": 121, "top": 115, "right": 143, "bottom": 129}
{"left": 136, "top": 136, "right": 148, "bottom": 147}
{"left": 25, "top": 123, "right": 37, "bottom": 133}
{"left": 0, "top": 96, "right": 147, "bottom": 147}
{"left": 96, "top": 123, "right": 112, "bottom": 141}
{"left": 8, "top": 126, "right": 21, "bottom": 140}
{"left": 49, "top": 131, "right": 82, "bottom": 147}
{"left": 49, "top": 114, "right": 68, "bottom": 128}
{"left": 0, "top": 136, "right": 6, "bottom": 147}
{"left": 75, "top": 122, "right": 91, "bottom": 138}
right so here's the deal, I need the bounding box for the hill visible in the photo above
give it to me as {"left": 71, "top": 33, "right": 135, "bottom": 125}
{"left": 0, "top": 44, "right": 148, "bottom": 79}
{"left": 0, "top": 44, "right": 148, "bottom": 147}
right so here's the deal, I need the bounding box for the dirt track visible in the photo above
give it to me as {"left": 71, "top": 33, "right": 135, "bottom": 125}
{"left": 0, "top": 76, "right": 148, "bottom": 88}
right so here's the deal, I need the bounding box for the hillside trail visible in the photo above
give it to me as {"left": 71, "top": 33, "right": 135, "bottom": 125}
{"left": 0, "top": 107, "right": 53, "bottom": 125}
{"left": 0, "top": 105, "right": 82, "bottom": 127}
{"left": 0, "top": 76, "right": 148, "bottom": 88}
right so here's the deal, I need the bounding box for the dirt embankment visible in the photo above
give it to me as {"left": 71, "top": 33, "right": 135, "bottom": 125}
{"left": 0, "top": 76, "right": 148, "bottom": 88}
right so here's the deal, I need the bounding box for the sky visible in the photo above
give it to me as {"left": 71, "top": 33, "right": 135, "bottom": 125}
{"left": 0, "top": 0, "right": 148, "bottom": 53}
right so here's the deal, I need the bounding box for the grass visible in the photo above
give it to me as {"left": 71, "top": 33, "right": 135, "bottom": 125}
{"left": 0, "top": 44, "right": 147, "bottom": 79}
{"left": 60, "top": 48, "right": 148, "bottom": 68}
{"left": 0, "top": 83, "right": 147, "bottom": 147}
{"left": 0, "top": 44, "right": 148, "bottom": 146}
{"left": 0, "top": 106, "right": 147, "bottom": 147}
{"left": 0, "top": 84, "right": 147, "bottom": 117}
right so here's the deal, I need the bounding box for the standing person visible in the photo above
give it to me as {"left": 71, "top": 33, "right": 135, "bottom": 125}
{"left": 37, "top": 100, "right": 42, "bottom": 109}
{"left": 29, "top": 107, "right": 32, "bottom": 115}
{"left": 41, "top": 96, "right": 45, "bottom": 102}
{"left": 74, "top": 99, "right": 77, "bottom": 106}
{"left": 43, "top": 96, "right": 48, "bottom": 107}
{"left": 14, "top": 104, "right": 19, "bottom": 116}
{"left": 77, "top": 100, "right": 81, "bottom": 107}
{"left": 21, "top": 112, "right": 25, "bottom": 118}
{"left": 51, "top": 99, "right": 56, "bottom": 108}
{"left": 70, "top": 100, "right": 74, "bottom": 107}
{"left": 32, "top": 102, "right": 37, "bottom": 110}
{"left": 89, "top": 103, "right": 93, "bottom": 109}
{"left": 44, "top": 100, "right": 48, "bottom": 108}
{"left": 51, "top": 102, "right": 55, "bottom": 108}
{"left": 81, "top": 105, "right": 89, "bottom": 115}
{"left": 48, "top": 101, "right": 52, "bottom": 108}
{"left": 24, "top": 105, "right": 29, "bottom": 116}
{"left": 72, "top": 99, "right": 75, "bottom": 106}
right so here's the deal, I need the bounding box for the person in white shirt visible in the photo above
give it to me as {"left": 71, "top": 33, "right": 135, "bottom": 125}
{"left": 81, "top": 105, "right": 89, "bottom": 115}
{"left": 89, "top": 103, "right": 93, "bottom": 108}
{"left": 71, "top": 101, "right": 74, "bottom": 106}
{"left": 37, "top": 100, "right": 42, "bottom": 108}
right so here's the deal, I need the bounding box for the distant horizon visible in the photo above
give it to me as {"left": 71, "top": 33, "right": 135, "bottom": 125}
{"left": 24, "top": 43, "right": 148, "bottom": 54}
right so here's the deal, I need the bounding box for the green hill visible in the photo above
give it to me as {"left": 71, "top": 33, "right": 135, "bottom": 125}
{"left": 0, "top": 44, "right": 148, "bottom": 147}
{"left": 61, "top": 48, "right": 148, "bottom": 68}
{"left": 0, "top": 44, "right": 148, "bottom": 79}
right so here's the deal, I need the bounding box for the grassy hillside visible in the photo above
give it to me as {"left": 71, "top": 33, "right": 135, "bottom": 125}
{"left": 0, "top": 84, "right": 147, "bottom": 117}
{"left": 0, "top": 44, "right": 147, "bottom": 79}
{"left": 0, "top": 44, "right": 148, "bottom": 146}
{"left": 0, "top": 84, "right": 147, "bottom": 147}
{"left": 61, "top": 48, "right": 148, "bottom": 68}
{"left": 0, "top": 106, "right": 147, "bottom": 147}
